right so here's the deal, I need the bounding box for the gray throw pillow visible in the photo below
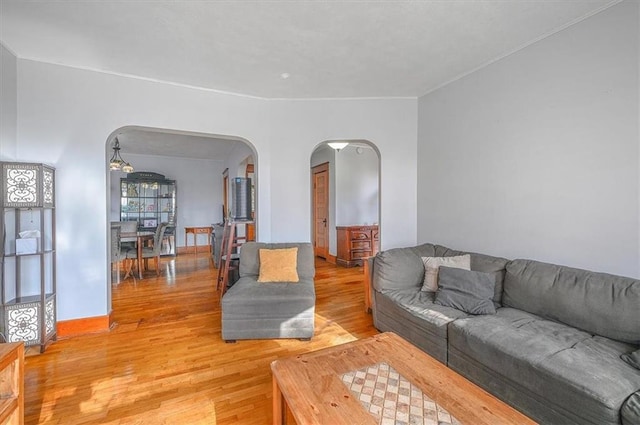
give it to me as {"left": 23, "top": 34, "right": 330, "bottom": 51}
{"left": 621, "top": 349, "right": 640, "bottom": 370}
{"left": 434, "top": 266, "right": 496, "bottom": 315}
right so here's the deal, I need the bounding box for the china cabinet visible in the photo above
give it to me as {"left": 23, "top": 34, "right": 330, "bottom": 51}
{"left": 120, "top": 172, "right": 176, "bottom": 255}
{"left": 0, "top": 162, "right": 56, "bottom": 353}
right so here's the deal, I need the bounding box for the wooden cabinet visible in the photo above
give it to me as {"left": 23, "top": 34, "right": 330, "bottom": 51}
{"left": 0, "top": 342, "right": 24, "bottom": 425}
{"left": 120, "top": 172, "right": 176, "bottom": 232}
{"left": 336, "top": 225, "right": 379, "bottom": 267}
{"left": 120, "top": 172, "right": 176, "bottom": 256}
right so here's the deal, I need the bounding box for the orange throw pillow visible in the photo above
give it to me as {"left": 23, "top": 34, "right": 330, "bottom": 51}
{"left": 257, "top": 247, "right": 299, "bottom": 282}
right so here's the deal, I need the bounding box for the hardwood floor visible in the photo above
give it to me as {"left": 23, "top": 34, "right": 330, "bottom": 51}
{"left": 24, "top": 254, "right": 377, "bottom": 424}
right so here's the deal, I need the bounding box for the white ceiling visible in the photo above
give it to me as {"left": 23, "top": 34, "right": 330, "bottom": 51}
{"left": 116, "top": 129, "right": 242, "bottom": 161}
{"left": 0, "top": 0, "right": 617, "bottom": 99}
{"left": 2, "top": 0, "right": 618, "bottom": 160}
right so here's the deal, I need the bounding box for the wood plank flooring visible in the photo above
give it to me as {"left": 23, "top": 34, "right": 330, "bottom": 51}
{"left": 24, "top": 254, "right": 377, "bottom": 424}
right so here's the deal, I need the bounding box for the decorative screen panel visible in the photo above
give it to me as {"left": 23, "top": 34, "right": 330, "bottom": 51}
{"left": 45, "top": 298, "right": 55, "bottom": 336}
{"left": 5, "top": 302, "right": 40, "bottom": 346}
{"left": 42, "top": 167, "right": 55, "bottom": 207}
{"left": 3, "top": 163, "right": 40, "bottom": 208}
{"left": 1, "top": 162, "right": 55, "bottom": 208}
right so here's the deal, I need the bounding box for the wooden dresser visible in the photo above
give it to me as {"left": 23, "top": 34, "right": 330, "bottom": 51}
{"left": 0, "top": 342, "right": 24, "bottom": 425}
{"left": 336, "top": 225, "right": 379, "bottom": 267}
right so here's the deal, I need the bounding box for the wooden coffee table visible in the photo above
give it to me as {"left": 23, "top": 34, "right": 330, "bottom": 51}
{"left": 271, "top": 332, "right": 535, "bottom": 425}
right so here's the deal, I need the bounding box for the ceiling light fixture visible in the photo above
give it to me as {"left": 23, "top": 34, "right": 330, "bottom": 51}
{"left": 109, "top": 138, "right": 134, "bottom": 173}
{"left": 280, "top": 72, "right": 290, "bottom": 79}
{"left": 327, "top": 142, "right": 349, "bottom": 151}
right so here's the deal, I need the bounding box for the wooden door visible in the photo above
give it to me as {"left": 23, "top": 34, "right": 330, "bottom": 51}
{"left": 312, "top": 163, "right": 329, "bottom": 259}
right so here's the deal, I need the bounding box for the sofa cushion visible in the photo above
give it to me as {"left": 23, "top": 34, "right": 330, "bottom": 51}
{"left": 504, "top": 259, "right": 640, "bottom": 344}
{"left": 221, "top": 276, "right": 315, "bottom": 340}
{"left": 449, "top": 307, "right": 640, "bottom": 424}
{"left": 421, "top": 254, "right": 470, "bottom": 292}
{"left": 222, "top": 276, "right": 315, "bottom": 319}
{"left": 621, "top": 349, "right": 640, "bottom": 370}
{"left": 380, "top": 288, "right": 469, "bottom": 335}
{"left": 257, "top": 247, "right": 299, "bottom": 282}
{"left": 373, "top": 288, "right": 468, "bottom": 363}
{"left": 434, "top": 267, "right": 496, "bottom": 315}
{"left": 373, "top": 244, "right": 437, "bottom": 291}
{"left": 239, "top": 242, "right": 315, "bottom": 280}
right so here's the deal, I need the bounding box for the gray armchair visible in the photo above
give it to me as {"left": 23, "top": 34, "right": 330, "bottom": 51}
{"left": 221, "top": 242, "right": 316, "bottom": 342}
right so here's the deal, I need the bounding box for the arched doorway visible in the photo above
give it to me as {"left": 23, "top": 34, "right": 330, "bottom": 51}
{"left": 310, "top": 140, "right": 381, "bottom": 266}
{"left": 105, "top": 126, "right": 257, "bottom": 307}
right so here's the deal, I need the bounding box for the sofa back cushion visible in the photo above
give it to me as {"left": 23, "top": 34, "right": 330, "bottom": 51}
{"left": 372, "top": 243, "right": 437, "bottom": 291}
{"left": 504, "top": 259, "right": 640, "bottom": 344}
{"left": 239, "top": 242, "right": 315, "bottom": 280}
{"left": 373, "top": 243, "right": 509, "bottom": 307}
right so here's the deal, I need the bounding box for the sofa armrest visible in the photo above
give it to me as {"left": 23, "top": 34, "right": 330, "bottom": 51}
{"left": 622, "top": 390, "right": 640, "bottom": 425}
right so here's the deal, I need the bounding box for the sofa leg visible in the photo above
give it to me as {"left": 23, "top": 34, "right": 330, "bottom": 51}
{"left": 224, "top": 340, "right": 236, "bottom": 344}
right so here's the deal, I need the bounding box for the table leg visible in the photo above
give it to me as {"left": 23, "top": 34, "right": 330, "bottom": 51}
{"left": 137, "top": 238, "right": 143, "bottom": 279}
{"left": 272, "top": 377, "right": 285, "bottom": 425}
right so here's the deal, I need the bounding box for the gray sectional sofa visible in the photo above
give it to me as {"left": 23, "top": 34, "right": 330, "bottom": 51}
{"left": 221, "top": 242, "right": 315, "bottom": 341}
{"left": 368, "top": 243, "right": 640, "bottom": 425}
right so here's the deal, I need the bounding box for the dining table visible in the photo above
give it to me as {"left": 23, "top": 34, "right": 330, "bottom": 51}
{"left": 121, "top": 231, "right": 155, "bottom": 279}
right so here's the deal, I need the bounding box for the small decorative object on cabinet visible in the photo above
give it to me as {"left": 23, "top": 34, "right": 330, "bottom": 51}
{"left": 336, "top": 225, "right": 379, "bottom": 267}
{"left": 0, "top": 162, "right": 57, "bottom": 353}
{"left": 0, "top": 342, "right": 24, "bottom": 424}
{"left": 120, "top": 172, "right": 177, "bottom": 256}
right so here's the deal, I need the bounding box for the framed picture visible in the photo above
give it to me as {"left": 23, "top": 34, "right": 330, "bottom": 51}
{"left": 143, "top": 218, "right": 158, "bottom": 228}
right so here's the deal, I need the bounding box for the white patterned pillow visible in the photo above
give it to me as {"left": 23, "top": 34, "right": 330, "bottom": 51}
{"left": 421, "top": 254, "right": 471, "bottom": 292}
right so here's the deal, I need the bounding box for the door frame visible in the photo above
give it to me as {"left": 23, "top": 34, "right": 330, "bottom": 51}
{"left": 311, "top": 162, "right": 330, "bottom": 260}
{"left": 222, "top": 168, "right": 229, "bottom": 222}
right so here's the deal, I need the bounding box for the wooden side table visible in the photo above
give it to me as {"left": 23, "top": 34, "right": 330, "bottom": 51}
{"left": 184, "top": 226, "right": 212, "bottom": 255}
{"left": 0, "top": 342, "right": 24, "bottom": 425}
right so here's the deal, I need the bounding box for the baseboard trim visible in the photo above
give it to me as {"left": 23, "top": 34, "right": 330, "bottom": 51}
{"left": 326, "top": 255, "right": 337, "bottom": 265}
{"left": 57, "top": 312, "right": 113, "bottom": 338}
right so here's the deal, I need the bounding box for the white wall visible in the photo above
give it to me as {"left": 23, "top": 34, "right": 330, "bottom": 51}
{"left": 418, "top": 1, "right": 639, "bottom": 277}
{"left": 15, "top": 60, "right": 418, "bottom": 321}
{"left": 269, "top": 99, "right": 417, "bottom": 248}
{"left": 109, "top": 154, "right": 226, "bottom": 247}
{"left": 0, "top": 44, "right": 17, "bottom": 160}
{"left": 336, "top": 145, "right": 379, "bottom": 226}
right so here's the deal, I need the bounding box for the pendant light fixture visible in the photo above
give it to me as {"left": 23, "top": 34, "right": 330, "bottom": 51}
{"left": 327, "top": 142, "right": 349, "bottom": 151}
{"left": 109, "top": 138, "right": 134, "bottom": 173}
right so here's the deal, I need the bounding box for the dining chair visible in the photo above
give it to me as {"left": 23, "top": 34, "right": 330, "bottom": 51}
{"left": 110, "top": 225, "right": 126, "bottom": 283}
{"left": 125, "top": 222, "right": 170, "bottom": 278}
{"left": 119, "top": 220, "right": 138, "bottom": 250}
